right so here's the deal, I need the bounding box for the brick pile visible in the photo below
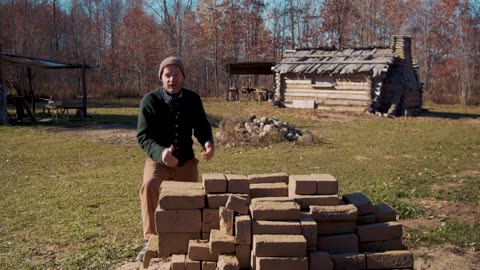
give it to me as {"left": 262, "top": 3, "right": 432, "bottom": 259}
{"left": 141, "top": 173, "right": 413, "bottom": 270}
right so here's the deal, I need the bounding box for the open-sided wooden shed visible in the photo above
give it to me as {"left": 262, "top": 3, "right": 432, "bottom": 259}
{"left": 272, "top": 35, "right": 422, "bottom": 116}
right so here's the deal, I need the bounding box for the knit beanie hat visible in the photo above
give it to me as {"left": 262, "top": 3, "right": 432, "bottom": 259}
{"left": 159, "top": 56, "right": 185, "bottom": 78}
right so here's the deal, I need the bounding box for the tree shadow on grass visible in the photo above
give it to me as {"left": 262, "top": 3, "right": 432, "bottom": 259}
{"left": 420, "top": 109, "right": 480, "bottom": 120}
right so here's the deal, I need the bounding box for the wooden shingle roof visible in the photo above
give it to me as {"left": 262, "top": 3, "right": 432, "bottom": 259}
{"left": 272, "top": 48, "right": 395, "bottom": 77}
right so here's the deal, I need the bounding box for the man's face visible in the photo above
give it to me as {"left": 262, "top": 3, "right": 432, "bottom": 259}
{"left": 161, "top": 65, "right": 184, "bottom": 94}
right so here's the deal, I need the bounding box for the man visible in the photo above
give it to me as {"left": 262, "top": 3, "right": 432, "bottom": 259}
{"left": 136, "top": 56, "right": 214, "bottom": 261}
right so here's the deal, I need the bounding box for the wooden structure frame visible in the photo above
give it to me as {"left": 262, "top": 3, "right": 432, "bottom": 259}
{"left": 0, "top": 52, "right": 98, "bottom": 122}
{"left": 225, "top": 62, "right": 275, "bottom": 101}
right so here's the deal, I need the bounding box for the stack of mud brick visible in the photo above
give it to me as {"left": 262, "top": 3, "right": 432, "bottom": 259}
{"left": 142, "top": 172, "right": 413, "bottom": 270}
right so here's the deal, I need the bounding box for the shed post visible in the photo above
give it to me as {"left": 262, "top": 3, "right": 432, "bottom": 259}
{"left": 81, "top": 61, "right": 87, "bottom": 116}
{"left": 0, "top": 45, "right": 7, "bottom": 124}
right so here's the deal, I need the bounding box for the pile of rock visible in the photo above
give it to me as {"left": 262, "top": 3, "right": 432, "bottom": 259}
{"left": 216, "top": 115, "right": 314, "bottom": 145}
{"left": 142, "top": 173, "right": 414, "bottom": 270}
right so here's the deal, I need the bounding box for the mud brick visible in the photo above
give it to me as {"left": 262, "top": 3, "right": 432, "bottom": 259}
{"left": 365, "top": 250, "right": 414, "bottom": 269}
{"left": 252, "top": 220, "right": 302, "bottom": 235}
{"left": 171, "top": 254, "right": 186, "bottom": 270}
{"left": 311, "top": 174, "right": 339, "bottom": 195}
{"left": 253, "top": 234, "right": 307, "bottom": 257}
{"left": 201, "top": 232, "right": 210, "bottom": 240}
{"left": 210, "top": 229, "right": 236, "bottom": 254}
{"left": 202, "top": 208, "right": 220, "bottom": 232}
{"left": 250, "top": 200, "right": 300, "bottom": 221}
{"left": 300, "top": 214, "right": 317, "bottom": 247}
{"left": 142, "top": 235, "right": 158, "bottom": 269}
{"left": 248, "top": 172, "right": 289, "bottom": 184}
{"left": 289, "top": 175, "right": 317, "bottom": 195}
{"left": 374, "top": 203, "right": 397, "bottom": 223}
{"left": 202, "top": 261, "right": 217, "bottom": 270}
{"left": 255, "top": 257, "right": 308, "bottom": 270}
{"left": 185, "top": 257, "right": 200, "bottom": 270}
{"left": 226, "top": 174, "right": 250, "bottom": 194}
{"left": 251, "top": 197, "right": 294, "bottom": 203}
{"left": 250, "top": 182, "right": 288, "bottom": 198}
{"left": 317, "top": 233, "right": 358, "bottom": 254}
{"left": 157, "top": 232, "right": 200, "bottom": 258}
{"left": 330, "top": 253, "right": 366, "bottom": 270}
{"left": 159, "top": 188, "right": 205, "bottom": 210}
{"left": 187, "top": 239, "right": 218, "bottom": 261}
{"left": 359, "top": 238, "right": 407, "bottom": 252}
{"left": 160, "top": 181, "right": 203, "bottom": 193}
{"left": 235, "top": 215, "right": 252, "bottom": 245}
{"left": 220, "top": 206, "right": 235, "bottom": 236}
{"left": 293, "top": 194, "right": 339, "bottom": 210}
{"left": 342, "top": 192, "right": 374, "bottom": 215}
{"left": 226, "top": 194, "right": 250, "bottom": 215}
{"left": 310, "top": 204, "right": 358, "bottom": 222}
{"left": 203, "top": 173, "right": 227, "bottom": 193}
{"left": 155, "top": 208, "right": 201, "bottom": 233}
{"left": 317, "top": 221, "right": 356, "bottom": 235}
{"left": 357, "top": 213, "right": 376, "bottom": 225}
{"left": 309, "top": 251, "right": 333, "bottom": 270}
{"left": 236, "top": 245, "right": 251, "bottom": 269}
{"left": 217, "top": 254, "right": 240, "bottom": 270}
{"left": 356, "top": 222, "right": 403, "bottom": 242}
{"left": 207, "top": 193, "right": 249, "bottom": 208}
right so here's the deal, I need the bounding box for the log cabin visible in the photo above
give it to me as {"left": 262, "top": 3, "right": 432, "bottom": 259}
{"left": 272, "top": 35, "right": 422, "bottom": 116}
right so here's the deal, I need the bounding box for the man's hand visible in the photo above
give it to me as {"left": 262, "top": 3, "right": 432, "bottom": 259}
{"left": 202, "top": 141, "right": 215, "bottom": 161}
{"left": 161, "top": 145, "right": 178, "bottom": 167}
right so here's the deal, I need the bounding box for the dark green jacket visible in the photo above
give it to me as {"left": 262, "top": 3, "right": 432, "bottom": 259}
{"left": 137, "top": 87, "right": 213, "bottom": 166}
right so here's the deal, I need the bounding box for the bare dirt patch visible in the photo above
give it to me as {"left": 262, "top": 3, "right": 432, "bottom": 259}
{"left": 48, "top": 124, "right": 137, "bottom": 146}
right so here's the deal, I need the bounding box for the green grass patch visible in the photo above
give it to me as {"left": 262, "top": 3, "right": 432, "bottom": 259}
{"left": 1, "top": 100, "right": 479, "bottom": 269}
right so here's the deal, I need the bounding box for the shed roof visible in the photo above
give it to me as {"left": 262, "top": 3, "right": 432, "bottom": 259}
{"left": 226, "top": 62, "right": 276, "bottom": 75}
{"left": 0, "top": 52, "right": 98, "bottom": 69}
{"left": 272, "top": 48, "right": 395, "bottom": 77}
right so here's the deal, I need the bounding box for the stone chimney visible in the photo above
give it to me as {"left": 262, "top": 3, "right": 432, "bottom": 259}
{"left": 391, "top": 35, "right": 412, "bottom": 65}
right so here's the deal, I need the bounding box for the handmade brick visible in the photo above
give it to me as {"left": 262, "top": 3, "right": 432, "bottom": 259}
{"left": 293, "top": 194, "right": 339, "bottom": 210}
{"left": 374, "top": 203, "right": 397, "bottom": 223}
{"left": 317, "top": 221, "right": 356, "bottom": 235}
{"left": 300, "top": 214, "right": 317, "bottom": 247}
{"left": 155, "top": 208, "right": 201, "bottom": 233}
{"left": 356, "top": 222, "right": 403, "bottom": 242}
{"left": 187, "top": 239, "right": 218, "bottom": 262}
{"left": 253, "top": 234, "right": 307, "bottom": 257}
{"left": 309, "top": 251, "right": 333, "bottom": 270}
{"left": 207, "top": 193, "right": 250, "bottom": 208}
{"left": 357, "top": 213, "right": 376, "bottom": 225}
{"left": 342, "top": 192, "right": 374, "bottom": 215}
{"left": 225, "top": 194, "right": 250, "bottom": 215}
{"left": 250, "top": 200, "right": 300, "bottom": 221}
{"left": 171, "top": 254, "right": 186, "bottom": 270}
{"left": 288, "top": 175, "right": 317, "bottom": 195}
{"left": 248, "top": 172, "right": 289, "bottom": 184}
{"left": 310, "top": 204, "right": 358, "bottom": 222}
{"left": 209, "top": 229, "right": 236, "bottom": 254}
{"left": 317, "top": 233, "right": 358, "bottom": 254}
{"left": 252, "top": 220, "right": 302, "bottom": 235}
{"left": 157, "top": 232, "right": 200, "bottom": 258}
{"left": 203, "top": 173, "right": 227, "bottom": 193}
{"left": 201, "top": 261, "right": 217, "bottom": 270}
{"left": 359, "top": 238, "right": 407, "bottom": 252}
{"left": 142, "top": 235, "right": 158, "bottom": 269}
{"left": 185, "top": 257, "right": 201, "bottom": 270}
{"left": 226, "top": 174, "right": 250, "bottom": 194}
{"left": 365, "top": 250, "right": 414, "bottom": 269}
{"left": 201, "top": 232, "right": 210, "bottom": 240}
{"left": 202, "top": 208, "right": 220, "bottom": 232}
{"left": 160, "top": 181, "right": 203, "bottom": 192}
{"left": 159, "top": 188, "right": 205, "bottom": 210}
{"left": 250, "top": 182, "right": 288, "bottom": 198}
{"left": 236, "top": 245, "right": 251, "bottom": 269}
{"left": 311, "top": 174, "right": 338, "bottom": 195}
{"left": 251, "top": 197, "right": 295, "bottom": 203}
{"left": 220, "top": 206, "right": 235, "bottom": 236}
{"left": 217, "top": 254, "right": 240, "bottom": 270}
{"left": 255, "top": 257, "right": 308, "bottom": 270}
{"left": 330, "top": 253, "right": 366, "bottom": 270}
{"left": 235, "top": 215, "right": 252, "bottom": 245}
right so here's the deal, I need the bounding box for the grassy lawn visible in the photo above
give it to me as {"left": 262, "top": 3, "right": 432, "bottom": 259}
{"left": 0, "top": 99, "right": 479, "bottom": 269}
